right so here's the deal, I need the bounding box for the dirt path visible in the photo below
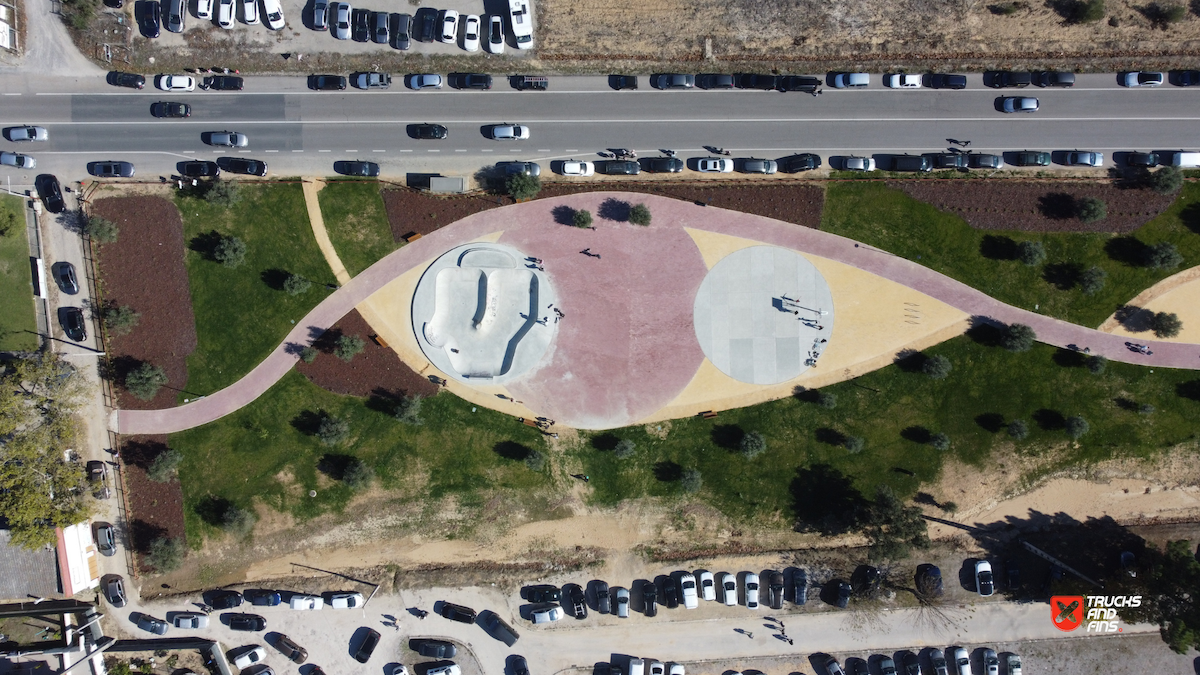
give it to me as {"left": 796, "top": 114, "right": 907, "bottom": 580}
{"left": 301, "top": 178, "right": 352, "bottom": 286}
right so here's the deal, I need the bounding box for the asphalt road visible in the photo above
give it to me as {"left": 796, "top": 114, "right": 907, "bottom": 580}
{"left": 2, "top": 73, "right": 1200, "bottom": 183}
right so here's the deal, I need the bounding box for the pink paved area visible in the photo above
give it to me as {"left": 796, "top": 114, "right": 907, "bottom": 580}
{"left": 118, "top": 192, "right": 1200, "bottom": 436}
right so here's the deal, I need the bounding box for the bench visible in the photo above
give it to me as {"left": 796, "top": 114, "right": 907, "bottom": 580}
{"left": 369, "top": 334, "right": 389, "bottom": 348}
{"left": 698, "top": 410, "right": 718, "bottom": 419}
{"left": 402, "top": 232, "right": 423, "bottom": 243}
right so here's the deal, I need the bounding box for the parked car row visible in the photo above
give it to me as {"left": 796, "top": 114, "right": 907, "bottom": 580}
{"left": 819, "top": 647, "right": 1019, "bottom": 675}
{"left": 616, "top": 69, "right": 1200, "bottom": 91}
{"left": 311, "top": 3, "right": 509, "bottom": 53}
{"left": 136, "top": 0, "right": 284, "bottom": 37}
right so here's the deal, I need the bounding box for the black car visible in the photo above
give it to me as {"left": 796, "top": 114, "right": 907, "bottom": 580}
{"left": 993, "top": 71, "right": 1032, "bottom": 88}
{"left": 567, "top": 585, "right": 587, "bottom": 620}
{"left": 107, "top": 71, "right": 145, "bottom": 89}
{"left": 641, "top": 581, "right": 657, "bottom": 617}
{"left": 767, "top": 571, "right": 785, "bottom": 610}
{"left": 409, "top": 123, "right": 447, "bottom": 140}
{"left": 481, "top": 610, "right": 520, "bottom": 646}
{"left": 602, "top": 160, "right": 640, "bottom": 175}
{"left": 334, "top": 161, "right": 379, "bottom": 177}
{"left": 216, "top": 157, "right": 268, "bottom": 176}
{"left": 696, "top": 73, "right": 734, "bottom": 89}
{"left": 1127, "top": 152, "right": 1159, "bottom": 167}
{"left": 968, "top": 154, "right": 1003, "bottom": 169}
{"left": 452, "top": 73, "right": 493, "bottom": 89}
{"left": 1013, "top": 150, "right": 1051, "bottom": 167}
{"left": 738, "top": 73, "right": 779, "bottom": 90}
{"left": 916, "top": 564, "right": 943, "bottom": 597}
{"left": 139, "top": 1, "right": 161, "bottom": 38}
{"left": 779, "top": 75, "right": 821, "bottom": 92}
{"left": 930, "top": 153, "right": 968, "bottom": 169}
{"left": 410, "top": 639, "right": 457, "bottom": 659}
{"left": 525, "top": 585, "right": 561, "bottom": 603}
{"left": 211, "top": 590, "right": 244, "bottom": 609}
{"left": 54, "top": 262, "right": 79, "bottom": 294}
{"left": 353, "top": 628, "right": 380, "bottom": 663}
{"left": 204, "top": 75, "right": 243, "bottom": 90}
{"left": 929, "top": 73, "right": 967, "bottom": 89}
{"left": 593, "top": 581, "right": 610, "bottom": 614}
{"left": 792, "top": 569, "right": 807, "bottom": 605}
{"left": 390, "top": 12, "right": 411, "bottom": 50}
{"left": 1006, "top": 558, "right": 1021, "bottom": 590}
{"left": 36, "top": 174, "right": 65, "bottom": 213}
{"left": 855, "top": 566, "right": 882, "bottom": 594}
{"left": 59, "top": 307, "right": 86, "bottom": 341}
{"left": 276, "top": 634, "right": 307, "bottom": 664}
{"left": 227, "top": 613, "right": 265, "bottom": 631}
{"left": 310, "top": 75, "right": 347, "bottom": 90}
{"left": 1176, "top": 70, "right": 1200, "bottom": 86}
{"left": 512, "top": 656, "right": 529, "bottom": 675}
{"left": 901, "top": 652, "right": 920, "bottom": 675}
{"left": 661, "top": 576, "right": 679, "bottom": 608}
{"left": 651, "top": 73, "right": 694, "bottom": 89}
{"left": 352, "top": 8, "right": 370, "bottom": 41}
{"left": 1037, "top": 71, "right": 1075, "bottom": 87}
{"left": 244, "top": 589, "right": 281, "bottom": 606}
{"left": 783, "top": 153, "right": 821, "bottom": 173}
{"left": 89, "top": 161, "right": 135, "bottom": 178}
{"left": 439, "top": 602, "right": 477, "bottom": 624}
{"left": 835, "top": 580, "right": 851, "bottom": 608}
{"left": 611, "top": 74, "right": 638, "bottom": 90}
{"left": 180, "top": 160, "right": 220, "bottom": 178}
{"left": 94, "top": 522, "right": 116, "bottom": 556}
{"left": 414, "top": 6, "right": 437, "bottom": 41}
{"left": 151, "top": 101, "right": 190, "bottom": 118}
{"left": 646, "top": 157, "right": 683, "bottom": 173}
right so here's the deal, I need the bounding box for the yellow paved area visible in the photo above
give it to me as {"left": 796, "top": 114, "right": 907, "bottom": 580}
{"left": 1098, "top": 265, "right": 1200, "bottom": 343}
{"left": 301, "top": 178, "right": 352, "bottom": 286}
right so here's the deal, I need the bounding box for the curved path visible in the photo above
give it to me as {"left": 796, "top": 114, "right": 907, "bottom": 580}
{"left": 116, "top": 192, "right": 1200, "bottom": 435}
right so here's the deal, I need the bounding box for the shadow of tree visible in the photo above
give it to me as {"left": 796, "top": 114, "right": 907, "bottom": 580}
{"left": 128, "top": 519, "right": 167, "bottom": 554}
{"left": 1033, "top": 408, "right": 1066, "bottom": 431}
{"left": 551, "top": 204, "right": 576, "bottom": 226}
{"left": 814, "top": 427, "right": 847, "bottom": 446}
{"left": 598, "top": 198, "right": 631, "bottom": 222}
{"left": 493, "top": 440, "right": 532, "bottom": 461}
{"left": 975, "top": 412, "right": 1006, "bottom": 433}
{"left": 188, "top": 230, "right": 224, "bottom": 261}
{"left": 1114, "top": 305, "right": 1155, "bottom": 332}
{"left": 1181, "top": 202, "right": 1200, "bottom": 234}
{"left": 1105, "top": 236, "right": 1149, "bottom": 266}
{"left": 1038, "top": 192, "right": 1077, "bottom": 219}
{"left": 900, "top": 426, "right": 932, "bottom": 443}
{"left": 316, "top": 453, "right": 354, "bottom": 480}
{"left": 1043, "top": 262, "right": 1082, "bottom": 290}
{"left": 965, "top": 316, "right": 1005, "bottom": 348}
{"left": 193, "top": 494, "right": 234, "bottom": 527}
{"left": 261, "top": 268, "right": 290, "bottom": 291}
{"left": 591, "top": 433, "right": 620, "bottom": 451}
{"left": 120, "top": 438, "right": 169, "bottom": 470}
{"left": 980, "top": 235, "right": 1019, "bottom": 260}
{"left": 711, "top": 424, "right": 745, "bottom": 450}
{"left": 653, "top": 461, "right": 682, "bottom": 482}
{"left": 1176, "top": 380, "right": 1200, "bottom": 401}
{"left": 1052, "top": 347, "right": 1089, "bottom": 368}
{"left": 893, "top": 348, "right": 927, "bottom": 373}
{"left": 290, "top": 409, "right": 326, "bottom": 436}
{"left": 790, "top": 464, "right": 866, "bottom": 535}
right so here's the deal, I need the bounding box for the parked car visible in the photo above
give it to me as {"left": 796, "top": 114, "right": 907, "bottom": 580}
{"left": 352, "top": 72, "right": 391, "bottom": 89}
{"left": 1036, "top": 71, "right": 1075, "bottom": 87}
{"left": 844, "top": 156, "right": 876, "bottom": 171}
{"left": 824, "top": 657, "right": 845, "bottom": 675}
{"left": 204, "top": 75, "right": 243, "bottom": 90}
{"left": 486, "top": 14, "right": 503, "bottom": 53}
{"left": 917, "top": 564, "right": 944, "bottom": 597}
{"left": 594, "top": 581, "right": 611, "bottom": 613}
{"left": 216, "top": 157, "right": 267, "bottom": 176}
{"left": 88, "top": 161, "right": 135, "bottom": 178}
{"left": 983, "top": 649, "right": 999, "bottom": 675}
{"left": 931, "top": 153, "right": 967, "bottom": 170}
{"left": 744, "top": 573, "right": 760, "bottom": 609}
{"left": 738, "top": 73, "right": 779, "bottom": 90}
{"left": 262, "top": 0, "right": 284, "bottom": 29}
{"left": 426, "top": 666, "right": 460, "bottom": 675}
{"left": 767, "top": 571, "right": 785, "bottom": 609}
{"left": 1006, "top": 558, "right": 1021, "bottom": 590}
{"left": 1176, "top": 70, "right": 1200, "bottom": 86}
{"left": 719, "top": 572, "right": 737, "bottom": 605}
{"left": 835, "top": 580, "right": 851, "bottom": 608}
{"left": 740, "top": 158, "right": 777, "bottom": 174}
{"left": 530, "top": 605, "right": 561, "bottom": 623}
{"left": 334, "top": 160, "right": 379, "bottom": 177}
{"left": 233, "top": 647, "right": 265, "bottom": 669}
{"left": 37, "top": 174, "right": 65, "bottom": 213}
{"left": 879, "top": 658, "right": 897, "bottom": 675}
{"left": 893, "top": 155, "right": 932, "bottom": 172}
{"left": 975, "top": 560, "right": 995, "bottom": 596}
{"left": 698, "top": 157, "right": 733, "bottom": 173}
{"left": 439, "top": 602, "right": 476, "bottom": 623}
{"left": 180, "top": 160, "right": 220, "bottom": 177}
{"left": 782, "top": 154, "right": 821, "bottom": 173}
{"left": 679, "top": 574, "right": 698, "bottom": 609}
{"left": 105, "top": 576, "right": 127, "bottom": 607}
{"left": 646, "top": 157, "right": 683, "bottom": 173}
{"left": 452, "top": 73, "right": 492, "bottom": 89}
{"left": 52, "top": 262, "right": 79, "bottom": 295}
{"left": 902, "top": 652, "right": 920, "bottom": 675}
{"left": 155, "top": 74, "right": 195, "bottom": 92}
{"left": 1005, "top": 654, "right": 1021, "bottom": 675}
{"left": 151, "top": 101, "right": 191, "bottom": 118}
{"left": 1127, "top": 152, "right": 1159, "bottom": 167}
{"left": 1066, "top": 151, "right": 1104, "bottom": 167}
{"left": 166, "top": 0, "right": 184, "bottom": 31}
{"left": 215, "top": 0, "right": 233, "bottom": 28}
{"left": 242, "top": 0, "right": 258, "bottom": 25}
{"left": 408, "top": 73, "right": 443, "bottom": 89}
{"left": 568, "top": 585, "right": 588, "bottom": 619}
{"left": 413, "top": 6, "right": 436, "bottom": 40}
{"left": 481, "top": 611, "right": 519, "bottom": 646}
{"left": 7, "top": 125, "right": 48, "bottom": 142}
{"left": 490, "top": 124, "right": 529, "bottom": 140}
{"left": 930, "top": 649, "right": 948, "bottom": 675}
{"left": 611, "top": 75, "right": 638, "bottom": 90}
{"left": 792, "top": 569, "right": 807, "bottom": 605}
{"left": 558, "top": 159, "right": 594, "bottom": 176}
{"left": 107, "top": 72, "right": 145, "bottom": 89}
{"left": 651, "top": 73, "right": 694, "bottom": 89}
{"left": 411, "top": 639, "right": 457, "bottom": 658}
{"left": 208, "top": 131, "right": 248, "bottom": 147}
{"left": 139, "top": 1, "right": 160, "bottom": 37}
{"left": 244, "top": 590, "right": 281, "bottom": 606}
{"left": 525, "top": 585, "right": 561, "bottom": 603}
{"left": 512, "top": 657, "right": 528, "bottom": 675}
{"left": 1012, "top": 150, "right": 1050, "bottom": 167}
{"left": 697, "top": 572, "right": 715, "bottom": 601}
{"left": 461, "top": 14, "right": 480, "bottom": 51}
{"left": 227, "top": 613, "right": 266, "bottom": 631}
{"left": 438, "top": 8, "right": 458, "bottom": 43}
{"left": 94, "top": 522, "right": 115, "bottom": 555}
{"left": 172, "top": 612, "right": 209, "bottom": 629}
{"left": 312, "top": 0, "right": 328, "bottom": 29}
{"left": 391, "top": 13, "right": 411, "bottom": 49}
{"left": 641, "top": 581, "right": 658, "bottom": 617}
{"left": 1123, "top": 71, "right": 1164, "bottom": 87}
{"left": 354, "top": 628, "right": 380, "bottom": 663}
{"left": 779, "top": 75, "right": 820, "bottom": 92}
{"left": 696, "top": 73, "right": 734, "bottom": 89}
{"left": 351, "top": 8, "right": 369, "bottom": 40}
{"left": 649, "top": 662, "right": 664, "bottom": 675}
{"left": 371, "top": 10, "right": 388, "bottom": 44}
{"left": 275, "top": 634, "right": 307, "bottom": 664}
{"left": 929, "top": 73, "right": 967, "bottom": 89}
{"left": 602, "top": 160, "right": 639, "bottom": 175}
{"left": 614, "top": 586, "right": 629, "bottom": 618}
{"left": 993, "top": 71, "right": 1032, "bottom": 88}
{"left": 831, "top": 72, "right": 869, "bottom": 88}
{"left": 211, "top": 590, "right": 243, "bottom": 609}
{"left": 886, "top": 73, "right": 922, "bottom": 88}
{"left": 969, "top": 154, "right": 1003, "bottom": 169}
{"left": 331, "top": 2, "right": 350, "bottom": 39}
{"left": 1000, "top": 96, "right": 1039, "bottom": 113}
{"left": 952, "top": 648, "right": 970, "bottom": 675}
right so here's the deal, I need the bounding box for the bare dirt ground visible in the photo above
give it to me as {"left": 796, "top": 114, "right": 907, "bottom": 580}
{"left": 295, "top": 308, "right": 440, "bottom": 399}
{"left": 118, "top": 434, "right": 189, "bottom": 573}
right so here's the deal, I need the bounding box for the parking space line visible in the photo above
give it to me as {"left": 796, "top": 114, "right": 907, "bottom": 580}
{"left": 265, "top": 150, "right": 279, "bottom": 153}
{"left": 292, "top": 149, "right": 304, "bottom": 152}
{"left": 318, "top": 149, "right": 331, "bottom": 153}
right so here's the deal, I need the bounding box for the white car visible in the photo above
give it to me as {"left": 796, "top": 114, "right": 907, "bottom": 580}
{"left": 4, "top": 126, "right": 47, "bottom": 142}
{"left": 261, "top": 0, "right": 284, "bottom": 29}
{"left": 649, "top": 662, "right": 664, "bottom": 675}
{"left": 975, "top": 560, "right": 995, "bottom": 597}
{"left": 331, "top": 2, "right": 350, "bottom": 39}
{"left": 311, "top": 0, "right": 327, "bottom": 29}
{"left": 1123, "top": 71, "right": 1164, "bottom": 87}
{"left": 0, "top": 152, "right": 34, "bottom": 168}
{"left": 718, "top": 572, "right": 737, "bottom": 605}
{"left": 233, "top": 647, "right": 265, "bottom": 669}
{"left": 486, "top": 14, "right": 504, "bottom": 53}
{"left": 439, "top": 9, "right": 458, "bottom": 43}
{"left": 196, "top": 0, "right": 213, "bottom": 20}
{"left": 490, "top": 124, "right": 529, "bottom": 140}
{"left": 845, "top": 156, "right": 876, "bottom": 171}
{"left": 329, "top": 592, "right": 363, "bottom": 609}
{"left": 668, "top": 666, "right": 683, "bottom": 675}
{"left": 426, "top": 666, "right": 460, "bottom": 675}
{"left": 699, "top": 572, "right": 715, "bottom": 601}
{"left": 952, "top": 648, "right": 970, "bottom": 675}
{"left": 679, "top": 573, "right": 698, "bottom": 609}
{"left": 886, "top": 73, "right": 922, "bottom": 88}
{"left": 289, "top": 594, "right": 324, "bottom": 610}
{"left": 614, "top": 586, "right": 629, "bottom": 618}
{"left": 531, "top": 606, "right": 561, "bottom": 623}
{"left": 155, "top": 75, "right": 195, "bottom": 92}
{"left": 241, "top": 0, "right": 258, "bottom": 24}
{"left": 744, "top": 572, "right": 760, "bottom": 609}
{"left": 697, "top": 157, "right": 732, "bottom": 173}
{"left": 559, "top": 159, "right": 594, "bottom": 176}
{"left": 462, "top": 14, "right": 480, "bottom": 52}
{"left": 216, "top": 0, "right": 234, "bottom": 28}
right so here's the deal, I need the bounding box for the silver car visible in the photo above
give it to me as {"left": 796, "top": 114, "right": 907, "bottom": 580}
{"left": 6, "top": 126, "right": 48, "bottom": 142}
{"left": 408, "top": 73, "right": 442, "bottom": 89}
{"left": 0, "top": 151, "right": 34, "bottom": 168}
{"left": 1001, "top": 96, "right": 1039, "bottom": 113}
{"left": 1067, "top": 151, "right": 1104, "bottom": 167}
{"left": 740, "top": 158, "right": 777, "bottom": 174}
{"left": 331, "top": 2, "right": 351, "bottom": 39}
{"left": 614, "top": 587, "right": 629, "bottom": 618}
{"left": 208, "top": 131, "right": 248, "bottom": 147}
{"left": 312, "top": 0, "right": 328, "bottom": 30}
{"left": 172, "top": 612, "right": 210, "bottom": 629}
{"left": 89, "top": 161, "right": 135, "bottom": 178}
{"left": 1122, "top": 71, "right": 1164, "bottom": 87}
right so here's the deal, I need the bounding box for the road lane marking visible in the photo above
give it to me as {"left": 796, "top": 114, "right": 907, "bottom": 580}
{"left": 318, "top": 149, "right": 331, "bottom": 152}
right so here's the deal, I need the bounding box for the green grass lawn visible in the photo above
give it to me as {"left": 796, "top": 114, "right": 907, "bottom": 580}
{"left": 0, "top": 195, "right": 37, "bottom": 352}
{"left": 822, "top": 182, "right": 1200, "bottom": 327}
{"left": 318, "top": 180, "right": 399, "bottom": 277}
{"left": 170, "top": 370, "right": 551, "bottom": 545}
{"left": 177, "top": 184, "right": 338, "bottom": 396}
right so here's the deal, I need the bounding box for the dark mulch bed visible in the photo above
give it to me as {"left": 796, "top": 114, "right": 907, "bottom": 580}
{"left": 92, "top": 196, "right": 197, "bottom": 410}
{"left": 296, "top": 309, "right": 439, "bottom": 400}
{"left": 381, "top": 182, "right": 825, "bottom": 242}
{"left": 890, "top": 180, "right": 1177, "bottom": 233}
{"left": 118, "top": 435, "right": 187, "bottom": 572}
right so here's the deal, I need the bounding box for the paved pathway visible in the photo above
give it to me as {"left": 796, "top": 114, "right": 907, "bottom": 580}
{"left": 302, "top": 178, "right": 353, "bottom": 285}
{"left": 116, "top": 193, "right": 1200, "bottom": 435}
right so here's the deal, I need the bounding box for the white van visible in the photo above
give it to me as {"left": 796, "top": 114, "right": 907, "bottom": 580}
{"left": 627, "top": 659, "right": 645, "bottom": 675}
{"left": 1169, "top": 152, "right": 1200, "bottom": 168}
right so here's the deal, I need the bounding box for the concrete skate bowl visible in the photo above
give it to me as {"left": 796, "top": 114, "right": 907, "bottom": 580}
{"left": 414, "top": 243, "right": 557, "bottom": 384}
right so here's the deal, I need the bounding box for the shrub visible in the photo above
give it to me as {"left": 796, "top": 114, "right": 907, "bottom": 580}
{"left": 844, "top": 436, "right": 865, "bottom": 453}
{"left": 922, "top": 354, "right": 952, "bottom": 379}
{"left": 284, "top": 274, "right": 312, "bottom": 296}
{"left": 506, "top": 173, "right": 541, "bottom": 201}
{"left": 214, "top": 235, "right": 247, "bottom": 268}
{"left": 929, "top": 432, "right": 951, "bottom": 451}
{"left": 1143, "top": 241, "right": 1183, "bottom": 270}
{"left": 0, "top": 211, "right": 14, "bottom": 237}
{"left": 1152, "top": 311, "right": 1183, "bottom": 338}
{"left": 573, "top": 209, "right": 593, "bottom": 228}
{"left": 1079, "top": 266, "right": 1107, "bottom": 295}
{"left": 993, "top": 1, "right": 1020, "bottom": 14}
{"left": 1001, "top": 323, "right": 1036, "bottom": 352}
{"left": 1075, "top": 197, "right": 1107, "bottom": 223}
{"left": 1073, "top": 0, "right": 1105, "bottom": 23}
{"left": 394, "top": 394, "right": 423, "bottom": 425}
{"left": 681, "top": 468, "right": 702, "bottom": 493}
{"left": 1158, "top": 3, "right": 1187, "bottom": 23}
{"left": 343, "top": 458, "right": 374, "bottom": 489}
{"left": 1016, "top": 240, "right": 1046, "bottom": 266}
{"left": 1065, "top": 415, "right": 1090, "bottom": 439}
{"left": 205, "top": 179, "right": 242, "bottom": 207}
{"left": 629, "top": 203, "right": 652, "bottom": 226}
{"left": 147, "top": 448, "right": 183, "bottom": 483}
{"left": 940, "top": 501, "right": 958, "bottom": 513}
{"left": 61, "top": 0, "right": 98, "bottom": 30}
{"left": 334, "top": 334, "right": 365, "bottom": 361}
{"left": 125, "top": 362, "right": 167, "bottom": 400}
{"left": 524, "top": 451, "right": 546, "bottom": 472}
{"left": 300, "top": 346, "right": 318, "bottom": 364}
{"left": 86, "top": 216, "right": 119, "bottom": 244}
{"left": 221, "top": 505, "right": 256, "bottom": 537}
{"left": 1087, "top": 355, "right": 1107, "bottom": 374}
{"left": 1149, "top": 166, "right": 1183, "bottom": 194}
{"left": 1139, "top": 403, "right": 1156, "bottom": 415}
{"left": 317, "top": 415, "right": 350, "bottom": 446}
{"left": 103, "top": 305, "right": 141, "bottom": 337}
{"left": 740, "top": 431, "right": 766, "bottom": 459}
{"left": 614, "top": 438, "right": 636, "bottom": 459}
{"left": 816, "top": 391, "right": 837, "bottom": 409}
{"left": 1008, "top": 419, "right": 1029, "bottom": 440}
{"left": 146, "top": 536, "right": 184, "bottom": 572}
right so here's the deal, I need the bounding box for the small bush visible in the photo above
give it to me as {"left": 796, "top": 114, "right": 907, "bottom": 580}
{"left": 922, "top": 354, "right": 952, "bottom": 379}
{"left": 1017, "top": 240, "right": 1046, "bottom": 266}
{"left": 103, "top": 305, "right": 141, "bottom": 337}
{"left": 573, "top": 209, "right": 593, "bottom": 228}
{"left": 1001, "top": 323, "right": 1037, "bottom": 352}
{"left": 125, "top": 362, "right": 168, "bottom": 401}
{"left": 343, "top": 458, "right": 374, "bottom": 489}
{"left": 1073, "top": 0, "right": 1105, "bottom": 23}
{"left": 844, "top": 436, "right": 865, "bottom": 453}
{"left": 86, "top": 216, "right": 119, "bottom": 244}
{"left": 1158, "top": 3, "right": 1187, "bottom": 23}
{"left": 1065, "top": 415, "right": 1090, "bottom": 439}
{"left": 221, "top": 505, "right": 256, "bottom": 537}
{"left": 1143, "top": 241, "right": 1183, "bottom": 270}
{"left": 0, "top": 211, "right": 15, "bottom": 237}
{"left": 1008, "top": 419, "right": 1029, "bottom": 440}
{"left": 146, "top": 536, "right": 184, "bottom": 572}
{"left": 1152, "top": 311, "right": 1183, "bottom": 338}
{"left": 929, "top": 432, "right": 951, "bottom": 451}
{"left": 300, "top": 346, "right": 318, "bottom": 364}
{"left": 317, "top": 415, "right": 350, "bottom": 446}
{"left": 816, "top": 391, "right": 837, "bottom": 409}
{"left": 614, "top": 438, "right": 636, "bottom": 459}
{"left": 681, "top": 468, "right": 702, "bottom": 493}
{"left": 284, "top": 274, "right": 312, "bottom": 296}
{"left": 147, "top": 448, "right": 183, "bottom": 483}
{"left": 740, "top": 431, "right": 767, "bottom": 459}
{"left": 993, "top": 1, "right": 1021, "bottom": 14}
{"left": 940, "top": 501, "right": 959, "bottom": 513}
{"left": 214, "top": 236, "right": 247, "bottom": 268}
{"left": 205, "top": 179, "right": 242, "bottom": 207}
{"left": 334, "top": 334, "right": 365, "bottom": 362}
{"left": 394, "top": 394, "right": 424, "bottom": 425}
{"left": 1148, "top": 166, "right": 1183, "bottom": 194}
{"left": 1139, "top": 403, "right": 1156, "bottom": 415}
{"left": 507, "top": 173, "right": 541, "bottom": 201}
{"left": 1087, "top": 355, "right": 1107, "bottom": 374}
{"left": 1079, "top": 266, "right": 1107, "bottom": 295}
{"left": 1075, "top": 197, "right": 1107, "bottom": 223}
{"left": 629, "top": 203, "right": 652, "bottom": 226}
{"left": 525, "top": 450, "right": 546, "bottom": 472}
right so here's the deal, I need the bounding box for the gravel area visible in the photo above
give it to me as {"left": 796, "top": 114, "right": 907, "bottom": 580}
{"left": 295, "top": 308, "right": 439, "bottom": 399}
